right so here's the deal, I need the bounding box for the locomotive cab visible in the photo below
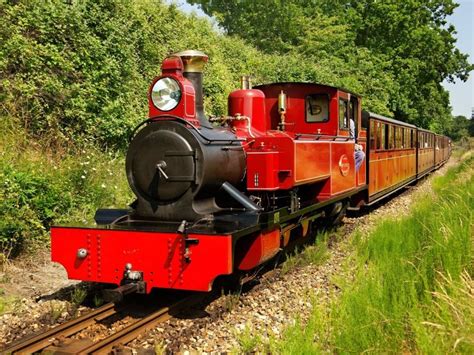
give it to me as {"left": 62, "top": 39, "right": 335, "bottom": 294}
{"left": 231, "top": 82, "right": 367, "bottom": 200}
{"left": 254, "top": 83, "right": 363, "bottom": 139}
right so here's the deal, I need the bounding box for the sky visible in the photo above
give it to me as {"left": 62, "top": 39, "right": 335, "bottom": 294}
{"left": 172, "top": 0, "right": 473, "bottom": 118}
{"left": 442, "top": 0, "right": 474, "bottom": 118}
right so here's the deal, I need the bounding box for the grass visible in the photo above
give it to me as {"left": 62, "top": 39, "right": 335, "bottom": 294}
{"left": 223, "top": 288, "right": 242, "bottom": 313}
{"left": 0, "top": 288, "right": 20, "bottom": 316}
{"left": 280, "top": 232, "right": 330, "bottom": 275}
{"left": 48, "top": 302, "right": 66, "bottom": 324}
{"left": 235, "top": 323, "right": 262, "bottom": 354}
{"left": 271, "top": 154, "right": 473, "bottom": 353}
{"left": 67, "top": 285, "right": 88, "bottom": 316}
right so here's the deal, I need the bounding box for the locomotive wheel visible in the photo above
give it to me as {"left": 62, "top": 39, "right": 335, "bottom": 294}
{"left": 324, "top": 200, "right": 348, "bottom": 228}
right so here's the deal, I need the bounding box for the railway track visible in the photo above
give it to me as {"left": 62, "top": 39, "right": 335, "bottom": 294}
{"left": 2, "top": 295, "right": 201, "bottom": 354}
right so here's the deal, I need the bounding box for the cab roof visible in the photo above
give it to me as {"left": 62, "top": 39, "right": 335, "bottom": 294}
{"left": 255, "top": 82, "right": 362, "bottom": 98}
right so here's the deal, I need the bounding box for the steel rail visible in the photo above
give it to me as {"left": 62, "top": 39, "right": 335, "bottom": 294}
{"left": 82, "top": 295, "right": 202, "bottom": 354}
{"left": 2, "top": 302, "right": 117, "bottom": 354}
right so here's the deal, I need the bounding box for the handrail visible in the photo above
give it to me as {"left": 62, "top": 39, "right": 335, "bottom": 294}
{"left": 294, "top": 133, "right": 352, "bottom": 141}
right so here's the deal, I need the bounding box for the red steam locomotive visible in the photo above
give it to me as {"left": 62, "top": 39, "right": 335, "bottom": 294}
{"left": 51, "top": 50, "right": 451, "bottom": 295}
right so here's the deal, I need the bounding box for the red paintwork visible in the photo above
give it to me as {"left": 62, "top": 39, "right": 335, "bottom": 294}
{"left": 228, "top": 89, "right": 267, "bottom": 133}
{"left": 236, "top": 229, "right": 280, "bottom": 271}
{"left": 234, "top": 83, "right": 362, "bottom": 196}
{"left": 256, "top": 83, "right": 340, "bottom": 135}
{"left": 294, "top": 141, "right": 330, "bottom": 183}
{"left": 161, "top": 56, "right": 184, "bottom": 72}
{"left": 148, "top": 58, "right": 199, "bottom": 126}
{"left": 246, "top": 150, "right": 280, "bottom": 190}
{"left": 329, "top": 142, "right": 356, "bottom": 195}
{"left": 51, "top": 227, "right": 233, "bottom": 292}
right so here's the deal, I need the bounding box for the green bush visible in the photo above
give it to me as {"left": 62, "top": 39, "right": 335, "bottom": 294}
{"left": 0, "top": 142, "right": 132, "bottom": 256}
{"left": 1, "top": 162, "right": 71, "bottom": 255}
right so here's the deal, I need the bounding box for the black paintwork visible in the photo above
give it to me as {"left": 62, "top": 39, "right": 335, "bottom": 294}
{"left": 125, "top": 119, "right": 246, "bottom": 221}
{"left": 64, "top": 187, "right": 365, "bottom": 239}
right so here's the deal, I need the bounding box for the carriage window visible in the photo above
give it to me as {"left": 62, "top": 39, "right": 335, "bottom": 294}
{"left": 393, "top": 127, "right": 397, "bottom": 149}
{"left": 392, "top": 126, "right": 396, "bottom": 149}
{"left": 394, "top": 126, "right": 398, "bottom": 149}
{"left": 388, "top": 125, "right": 394, "bottom": 149}
{"left": 339, "top": 99, "right": 349, "bottom": 129}
{"left": 306, "top": 95, "right": 329, "bottom": 123}
{"left": 370, "top": 120, "right": 376, "bottom": 150}
{"left": 381, "top": 123, "right": 387, "bottom": 149}
{"left": 376, "top": 122, "right": 382, "bottom": 150}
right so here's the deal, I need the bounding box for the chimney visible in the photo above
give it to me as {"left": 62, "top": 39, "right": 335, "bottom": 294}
{"left": 173, "top": 50, "right": 211, "bottom": 128}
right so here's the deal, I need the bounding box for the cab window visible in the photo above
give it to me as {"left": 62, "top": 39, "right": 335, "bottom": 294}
{"left": 306, "top": 95, "right": 329, "bottom": 123}
{"left": 339, "top": 99, "right": 349, "bottom": 129}
{"left": 349, "top": 97, "right": 359, "bottom": 138}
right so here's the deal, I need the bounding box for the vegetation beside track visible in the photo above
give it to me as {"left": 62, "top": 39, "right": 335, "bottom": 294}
{"left": 0, "top": 125, "right": 132, "bottom": 257}
{"left": 1, "top": 0, "right": 472, "bottom": 257}
{"left": 266, "top": 153, "right": 473, "bottom": 353}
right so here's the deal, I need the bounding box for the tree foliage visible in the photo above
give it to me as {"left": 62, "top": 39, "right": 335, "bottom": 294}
{"left": 0, "top": 0, "right": 472, "bottom": 149}
{"left": 447, "top": 115, "right": 474, "bottom": 141}
{"left": 190, "top": 0, "right": 473, "bottom": 132}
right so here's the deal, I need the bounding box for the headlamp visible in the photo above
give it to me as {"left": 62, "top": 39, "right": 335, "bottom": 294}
{"left": 151, "top": 77, "right": 181, "bottom": 111}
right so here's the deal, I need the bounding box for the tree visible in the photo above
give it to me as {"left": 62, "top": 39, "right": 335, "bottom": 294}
{"left": 190, "top": 0, "right": 473, "bottom": 131}
{"left": 345, "top": 0, "right": 472, "bottom": 126}
{"left": 448, "top": 115, "right": 471, "bottom": 140}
